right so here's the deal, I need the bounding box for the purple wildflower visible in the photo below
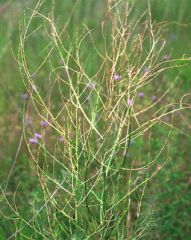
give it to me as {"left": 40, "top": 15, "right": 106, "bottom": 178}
{"left": 113, "top": 73, "right": 121, "bottom": 81}
{"left": 152, "top": 95, "right": 157, "bottom": 101}
{"left": 41, "top": 120, "right": 49, "bottom": 127}
{"left": 29, "top": 138, "right": 38, "bottom": 144}
{"left": 162, "top": 54, "right": 171, "bottom": 61}
{"left": 87, "top": 81, "right": 96, "bottom": 89}
{"left": 58, "top": 137, "right": 64, "bottom": 142}
{"left": 143, "top": 67, "right": 151, "bottom": 74}
{"left": 21, "top": 93, "right": 29, "bottom": 100}
{"left": 138, "top": 92, "right": 144, "bottom": 97}
{"left": 35, "top": 133, "right": 42, "bottom": 139}
{"left": 128, "top": 99, "right": 133, "bottom": 106}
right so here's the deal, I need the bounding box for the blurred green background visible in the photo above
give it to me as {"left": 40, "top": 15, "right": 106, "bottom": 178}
{"left": 0, "top": 0, "right": 191, "bottom": 239}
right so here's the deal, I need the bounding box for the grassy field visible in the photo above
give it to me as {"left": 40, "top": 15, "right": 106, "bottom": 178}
{"left": 0, "top": 0, "right": 191, "bottom": 239}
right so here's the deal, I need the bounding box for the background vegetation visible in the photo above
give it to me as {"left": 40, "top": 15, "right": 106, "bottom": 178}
{"left": 0, "top": 0, "right": 191, "bottom": 239}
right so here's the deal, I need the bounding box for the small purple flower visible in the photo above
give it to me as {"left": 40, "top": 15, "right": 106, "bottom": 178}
{"left": 29, "top": 138, "right": 38, "bottom": 144}
{"left": 128, "top": 99, "right": 133, "bottom": 106}
{"left": 58, "top": 137, "right": 64, "bottom": 142}
{"left": 113, "top": 73, "right": 121, "bottom": 81}
{"left": 152, "top": 95, "right": 157, "bottom": 101}
{"left": 87, "top": 81, "right": 96, "bottom": 89}
{"left": 35, "top": 133, "right": 42, "bottom": 139}
{"left": 143, "top": 67, "right": 151, "bottom": 74}
{"left": 138, "top": 92, "right": 144, "bottom": 97}
{"left": 162, "top": 54, "right": 171, "bottom": 61}
{"left": 41, "top": 120, "right": 49, "bottom": 127}
{"left": 21, "top": 93, "right": 29, "bottom": 100}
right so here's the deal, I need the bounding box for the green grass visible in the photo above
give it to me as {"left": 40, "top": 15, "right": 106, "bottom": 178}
{"left": 0, "top": 0, "right": 191, "bottom": 239}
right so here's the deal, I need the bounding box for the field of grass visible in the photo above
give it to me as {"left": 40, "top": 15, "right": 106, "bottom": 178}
{"left": 0, "top": 0, "right": 191, "bottom": 239}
